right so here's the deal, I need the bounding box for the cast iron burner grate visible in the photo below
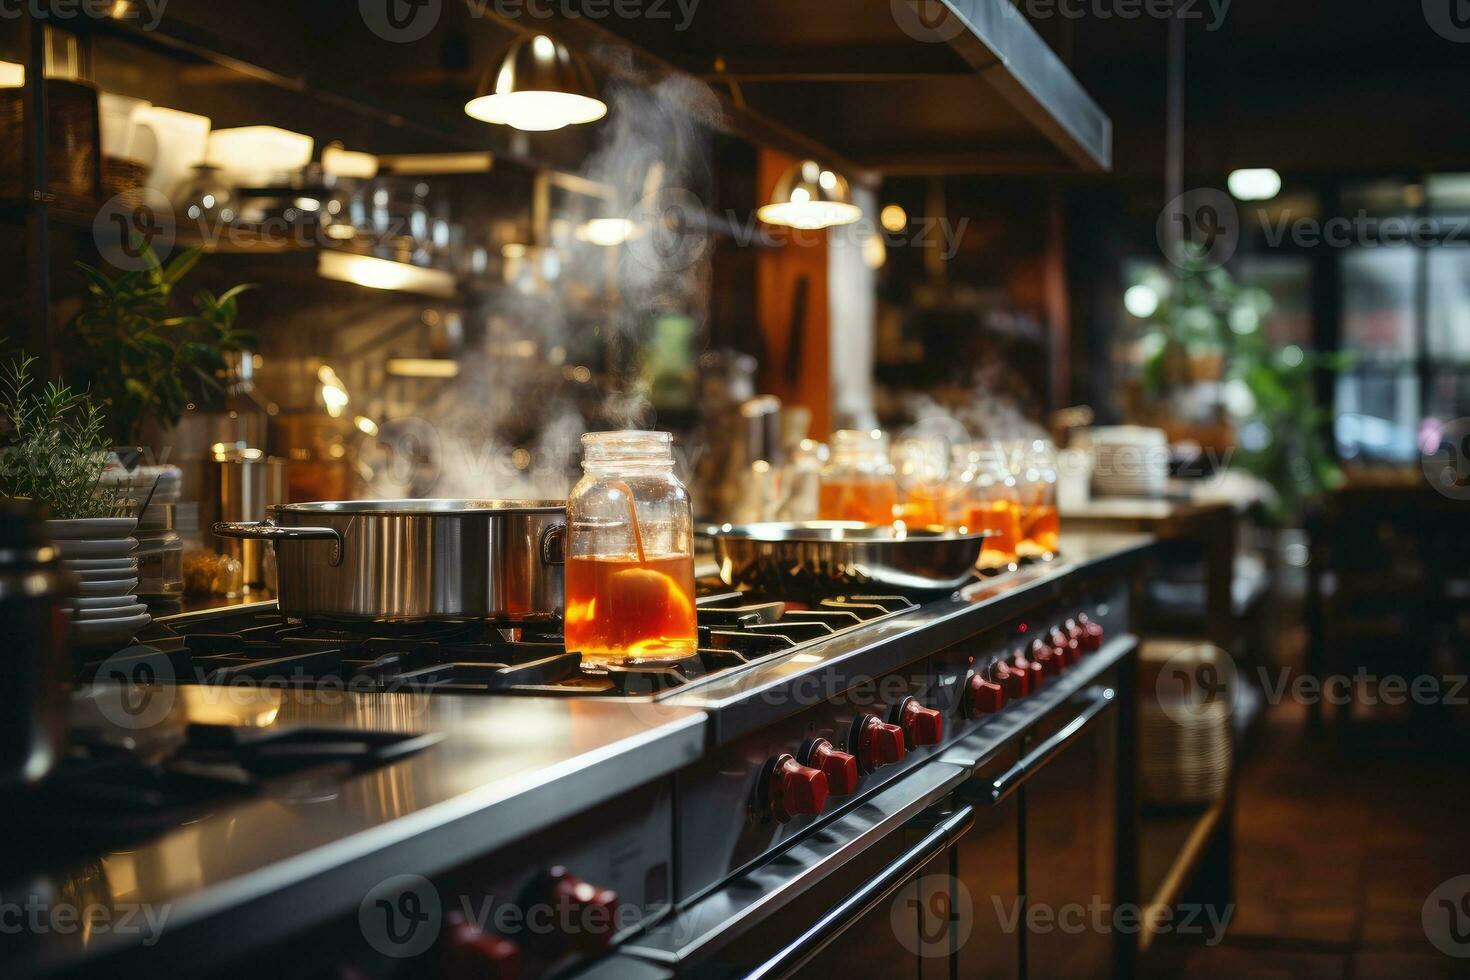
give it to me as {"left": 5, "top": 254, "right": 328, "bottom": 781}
{"left": 87, "top": 592, "right": 917, "bottom": 698}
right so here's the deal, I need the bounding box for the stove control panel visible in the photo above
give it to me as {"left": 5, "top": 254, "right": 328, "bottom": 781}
{"left": 676, "top": 578, "right": 1129, "bottom": 902}
{"left": 933, "top": 580, "right": 1129, "bottom": 741}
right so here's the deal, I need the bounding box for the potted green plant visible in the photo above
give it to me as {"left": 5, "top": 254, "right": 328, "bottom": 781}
{"left": 0, "top": 354, "right": 121, "bottom": 521}
{"left": 0, "top": 354, "right": 154, "bottom": 646}
{"left": 1139, "top": 247, "right": 1346, "bottom": 523}
{"left": 67, "top": 245, "right": 254, "bottom": 446}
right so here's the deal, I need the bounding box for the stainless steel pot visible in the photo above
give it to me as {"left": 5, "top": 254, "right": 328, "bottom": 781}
{"left": 214, "top": 499, "right": 566, "bottom": 623}
{"left": 704, "top": 521, "right": 990, "bottom": 596}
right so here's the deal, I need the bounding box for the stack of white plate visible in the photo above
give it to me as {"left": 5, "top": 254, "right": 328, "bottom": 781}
{"left": 47, "top": 517, "right": 152, "bottom": 648}
{"left": 1088, "top": 426, "right": 1170, "bottom": 498}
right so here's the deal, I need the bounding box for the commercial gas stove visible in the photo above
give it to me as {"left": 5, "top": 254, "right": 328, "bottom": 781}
{"left": 3, "top": 535, "right": 1152, "bottom": 980}
{"left": 80, "top": 591, "right": 918, "bottom": 698}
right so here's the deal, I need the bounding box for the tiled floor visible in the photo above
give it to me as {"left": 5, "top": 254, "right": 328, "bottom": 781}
{"left": 1143, "top": 701, "right": 1470, "bottom": 978}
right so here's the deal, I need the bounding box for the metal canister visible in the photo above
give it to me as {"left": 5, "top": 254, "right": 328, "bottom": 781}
{"left": 204, "top": 448, "right": 287, "bottom": 593}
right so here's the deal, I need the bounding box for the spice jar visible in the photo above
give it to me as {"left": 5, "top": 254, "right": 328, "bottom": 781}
{"left": 818, "top": 429, "right": 898, "bottom": 524}
{"left": 565, "top": 430, "right": 698, "bottom": 668}
{"left": 958, "top": 443, "right": 1022, "bottom": 569}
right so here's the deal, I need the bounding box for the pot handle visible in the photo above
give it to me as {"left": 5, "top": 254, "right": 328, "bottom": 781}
{"left": 213, "top": 521, "right": 344, "bottom": 567}
{"left": 539, "top": 522, "right": 567, "bottom": 566}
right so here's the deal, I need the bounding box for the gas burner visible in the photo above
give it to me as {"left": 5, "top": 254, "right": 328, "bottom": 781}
{"left": 88, "top": 592, "right": 918, "bottom": 699}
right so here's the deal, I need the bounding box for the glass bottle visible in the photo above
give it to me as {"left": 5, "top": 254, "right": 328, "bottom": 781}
{"left": 565, "top": 430, "right": 698, "bottom": 668}
{"left": 818, "top": 429, "right": 899, "bottom": 524}
{"left": 1016, "top": 439, "right": 1060, "bottom": 556}
{"left": 959, "top": 443, "right": 1022, "bottom": 568}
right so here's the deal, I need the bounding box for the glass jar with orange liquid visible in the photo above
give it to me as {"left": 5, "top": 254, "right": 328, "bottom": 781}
{"left": 818, "top": 429, "right": 899, "bottom": 524}
{"left": 892, "top": 434, "right": 956, "bottom": 528}
{"left": 957, "top": 443, "right": 1022, "bottom": 569}
{"left": 565, "top": 430, "right": 698, "bottom": 669}
{"left": 1015, "top": 439, "right": 1060, "bottom": 557}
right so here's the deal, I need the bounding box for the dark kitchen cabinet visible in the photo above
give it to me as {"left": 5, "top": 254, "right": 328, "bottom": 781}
{"left": 950, "top": 672, "right": 1125, "bottom": 979}
{"left": 954, "top": 748, "right": 1023, "bottom": 980}
{"left": 1023, "top": 683, "right": 1121, "bottom": 979}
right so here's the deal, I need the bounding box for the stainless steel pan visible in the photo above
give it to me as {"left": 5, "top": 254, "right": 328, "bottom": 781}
{"left": 703, "top": 521, "right": 990, "bottom": 595}
{"left": 214, "top": 499, "right": 566, "bottom": 623}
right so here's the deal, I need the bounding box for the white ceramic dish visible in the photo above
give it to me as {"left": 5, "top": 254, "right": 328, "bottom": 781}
{"left": 77, "top": 577, "right": 139, "bottom": 596}
{"left": 56, "top": 537, "right": 138, "bottom": 559}
{"left": 63, "top": 556, "right": 139, "bottom": 571}
{"left": 75, "top": 602, "right": 148, "bottom": 621}
{"left": 45, "top": 518, "right": 139, "bottom": 540}
{"left": 71, "top": 564, "right": 140, "bottom": 581}
{"left": 70, "top": 594, "right": 141, "bottom": 610}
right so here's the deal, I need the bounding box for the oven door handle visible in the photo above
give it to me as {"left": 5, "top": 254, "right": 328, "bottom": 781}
{"left": 982, "top": 686, "right": 1116, "bottom": 805}
{"left": 742, "top": 803, "right": 976, "bottom": 980}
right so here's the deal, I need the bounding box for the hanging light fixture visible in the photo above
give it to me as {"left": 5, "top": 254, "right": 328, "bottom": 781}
{"left": 757, "top": 160, "right": 862, "bottom": 230}
{"left": 465, "top": 34, "right": 606, "bottom": 132}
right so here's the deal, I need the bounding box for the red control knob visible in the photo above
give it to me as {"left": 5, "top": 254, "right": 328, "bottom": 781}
{"left": 992, "top": 659, "right": 1029, "bottom": 699}
{"left": 444, "top": 912, "right": 521, "bottom": 980}
{"left": 1044, "top": 631, "right": 1077, "bottom": 669}
{"left": 852, "top": 714, "right": 906, "bottom": 771}
{"left": 965, "top": 672, "right": 1006, "bottom": 716}
{"left": 1033, "top": 638, "right": 1063, "bottom": 678}
{"left": 544, "top": 867, "right": 620, "bottom": 952}
{"left": 802, "top": 738, "right": 859, "bottom": 796}
{"left": 767, "top": 753, "right": 828, "bottom": 821}
{"left": 1013, "top": 651, "right": 1046, "bottom": 690}
{"left": 891, "top": 697, "right": 944, "bottom": 748}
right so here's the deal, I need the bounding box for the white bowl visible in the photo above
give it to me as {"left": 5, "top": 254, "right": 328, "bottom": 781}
{"left": 45, "top": 518, "right": 139, "bottom": 540}
{"left": 71, "top": 609, "right": 151, "bottom": 645}
{"left": 56, "top": 537, "right": 138, "bottom": 560}
{"left": 77, "top": 577, "right": 139, "bottom": 596}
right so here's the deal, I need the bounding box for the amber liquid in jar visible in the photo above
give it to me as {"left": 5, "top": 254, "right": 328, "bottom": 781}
{"left": 967, "top": 500, "right": 1022, "bottom": 565}
{"left": 897, "top": 482, "right": 950, "bottom": 527}
{"left": 1020, "top": 504, "right": 1060, "bottom": 554}
{"left": 818, "top": 478, "right": 899, "bottom": 524}
{"left": 564, "top": 553, "right": 698, "bottom": 666}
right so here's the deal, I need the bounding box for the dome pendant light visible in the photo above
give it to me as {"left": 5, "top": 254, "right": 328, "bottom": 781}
{"left": 757, "top": 160, "right": 862, "bottom": 230}
{"left": 465, "top": 34, "right": 607, "bottom": 132}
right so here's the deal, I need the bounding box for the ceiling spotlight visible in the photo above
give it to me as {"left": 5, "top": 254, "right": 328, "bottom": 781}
{"left": 1227, "top": 168, "right": 1282, "bottom": 202}
{"left": 465, "top": 34, "right": 607, "bottom": 132}
{"left": 757, "top": 160, "right": 862, "bottom": 230}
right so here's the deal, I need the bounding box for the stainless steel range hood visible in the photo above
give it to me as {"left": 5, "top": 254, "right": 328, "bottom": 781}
{"left": 553, "top": 0, "right": 1111, "bottom": 176}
